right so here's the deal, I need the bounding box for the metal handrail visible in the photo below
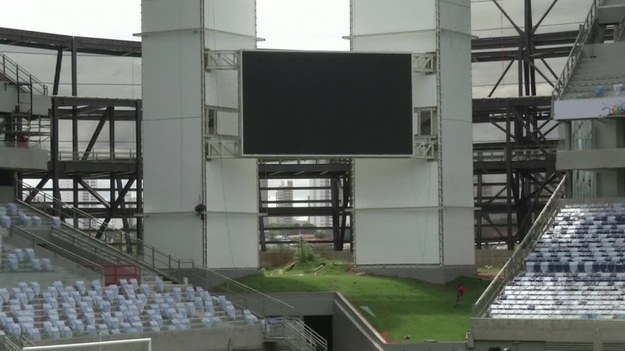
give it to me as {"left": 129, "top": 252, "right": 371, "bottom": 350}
{"left": 11, "top": 225, "right": 105, "bottom": 276}
{"left": 266, "top": 317, "right": 328, "bottom": 351}
{"left": 473, "top": 146, "right": 557, "bottom": 162}
{"left": 472, "top": 176, "right": 567, "bottom": 317}
{"left": 17, "top": 179, "right": 295, "bottom": 319}
{"left": 179, "top": 267, "right": 295, "bottom": 317}
{"left": 552, "top": 0, "right": 598, "bottom": 99}
{"left": 56, "top": 149, "right": 137, "bottom": 162}
{"left": 17, "top": 200, "right": 185, "bottom": 283}
{"left": 0, "top": 335, "right": 23, "bottom": 351}
{"left": 616, "top": 13, "right": 625, "bottom": 41}
{"left": 0, "top": 52, "right": 48, "bottom": 96}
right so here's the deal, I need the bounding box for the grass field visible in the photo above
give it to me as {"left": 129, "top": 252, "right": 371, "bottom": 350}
{"left": 237, "top": 262, "right": 490, "bottom": 342}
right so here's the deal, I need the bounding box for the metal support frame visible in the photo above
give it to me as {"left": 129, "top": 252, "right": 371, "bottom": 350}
{"left": 258, "top": 160, "right": 352, "bottom": 251}
{"left": 20, "top": 97, "right": 142, "bottom": 243}
{"left": 1, "top": 2, "right": 598, "bottom": 251}
{"left": 204, "top": 50, "right": 240, "bottom": 71}
{"left": 473, "top": 97, "right": 559, "bottom": 249}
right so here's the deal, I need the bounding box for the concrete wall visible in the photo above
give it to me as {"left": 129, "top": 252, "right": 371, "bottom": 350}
{"left": 385, "top": 342, "right": 466, "bottom": 351}
{"left": 352, "top": 265, "right": 476, "bottom": 285}
{"left": 0, "top": 146, "right": 48, "bottom": 171}
{"left": 0, "top": 186, "right": 14, "bottom": 203}
{"left": 474, "top": 250, "right": 510, "bottom": 268}
{"left": 333, "top": 293, "right": 386, "bottom": 351}
{"left": 225, "top": 291, "right": 472, "bottom": 351}
{"left": 259, "top": 251, "right": 354, "bottom": 268}
{"left": 228, "top": 292, "right": 336, "bottom": 318}
{"left": 472, "top": 318, "right": 625, "bottom": 350}
{"left": 32, "top": 325, "right": 264, "bottom": 351}
{"left": 557, "top": 149, "right": 625, "bottom": 170}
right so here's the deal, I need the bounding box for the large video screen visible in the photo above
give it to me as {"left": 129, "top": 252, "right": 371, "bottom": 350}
{"left": 241, "top": 50, "right": 413, "bottom": 156}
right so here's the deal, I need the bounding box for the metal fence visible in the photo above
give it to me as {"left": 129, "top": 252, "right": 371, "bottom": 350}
{"left": 472, "top": 176, "right": 567, "bottom": 317}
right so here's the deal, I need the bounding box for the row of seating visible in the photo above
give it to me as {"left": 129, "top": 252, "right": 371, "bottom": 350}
{"left": 489, "top": 202, "right": 625, "bottom": 319}
{"left": 1, "top": 247, "right": 53, "bottom": 273}
{"left": 0, "top": 276, "right": 259, "bottom": 340}
{"left": 0, "top": 203, "right": 62, "bottom": 229}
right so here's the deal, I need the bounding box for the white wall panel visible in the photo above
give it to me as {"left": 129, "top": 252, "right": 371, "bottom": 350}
{"left": 354, "top": 159, "right": 438, "bottom": 209}
{"left": 351, "top": 34, "right": 435, "bottom": 53}
{"left": 352, "top": 0, "right": 435, "bottom": 34}
{"left": 144, "top": 119, "right": 204, "bottom": 213}
{"left": 352, "top": 0, "right": 473, "bottom": 269}
{"left": 144, "top": 215, "right": 204, "bottom": 265}
{"left": 142, "top": 0, "right": 205, "bottom": 263}
{"left": 205, "top": 33, "right": 257, "bottom": 50}
{"left": 205, "top": 159, "right": 258, "bottom": 213}
{"left": 206, "top": 213, "right": 258, "bottom": 268}
{"left": 441, "top": 119, "right": 473, "bottom": 207}
{"left": 439, "top": 3, "right": 474, "bottom": 265}
{"left": 355, "top": 209, "right": 439, "bottom": 265}
{"left": 143, "top": 0, "right": 202, "bottom": 33}
{"left": 203, "top": 1, "right": 258, "bottom": 268}
{"left": 205, "top": 70, "right": 238, "bottom": 106}
{"left": 443, "top": 208, "right": 474, "bottom": 265}
{"left": 354, "top": 159, "right": 440, "bottom": 265}
{"left": 440, "top": 32, "right": 472, "bottom": 120}
{"left": 142, "top": 35, "right": 203, "bottom": 121}
{"left": 206, "top": 0, "right": 256, "bottom": 36}
{"left": 413, "top": 73, "right": 437, "bottom": 109}
{"left": 440, "top": 0, "right": 471, "bottom": 34}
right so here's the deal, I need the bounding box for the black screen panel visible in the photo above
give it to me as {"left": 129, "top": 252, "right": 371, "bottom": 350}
{"left": 241, "top": 50, "right": 413, "bottom": 156}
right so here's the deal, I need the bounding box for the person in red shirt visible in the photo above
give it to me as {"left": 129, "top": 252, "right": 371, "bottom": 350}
{"left": 455, "top": 282, "right": 466, "bottom": 307}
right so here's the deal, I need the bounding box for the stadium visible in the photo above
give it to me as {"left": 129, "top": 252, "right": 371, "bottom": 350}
{"left": 0, "top": 0, "right": 624, "bottom": 350}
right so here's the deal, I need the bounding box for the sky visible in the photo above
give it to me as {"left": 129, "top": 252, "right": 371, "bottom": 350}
{"left": 0, "top": 0, "right": 592, "bottom": 49}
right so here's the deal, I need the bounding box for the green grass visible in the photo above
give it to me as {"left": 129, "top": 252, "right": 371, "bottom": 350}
{"left": 237, "top": 262, "right": 490, "bottom": 342}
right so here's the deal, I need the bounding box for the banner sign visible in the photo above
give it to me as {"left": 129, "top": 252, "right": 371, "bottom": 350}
{"left": 554, "top": 97, "right": 625, "bottom": 120}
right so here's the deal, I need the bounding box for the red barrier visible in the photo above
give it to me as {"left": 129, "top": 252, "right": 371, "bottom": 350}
{"left": 102, "top": 264, "right": 140, "bottom": 286}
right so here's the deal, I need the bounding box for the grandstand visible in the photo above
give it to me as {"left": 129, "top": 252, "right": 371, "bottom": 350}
{"left": 3, "top": 0, "right": 625, "bottom": 350}
{"left": 0, "top": 198, "right": 322, "bottom": 350}
{"left": 472, "top": 0, "right": 625, "bottom": 349}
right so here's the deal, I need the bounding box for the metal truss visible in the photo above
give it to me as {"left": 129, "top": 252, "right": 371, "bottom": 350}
{"left": 2, "top": 1, "right": 609, "bottom": 251}
{"left": 413, "top": 136, "right": 437, "bottom": 160}
{"left": 413, "top": 53, "right": 436, "bottom": 74}
{"left": 204, "top": 50, "right": 240, "bottom": 71}
{"left": 19, "top": 97, "right": 143, "bottom": 244}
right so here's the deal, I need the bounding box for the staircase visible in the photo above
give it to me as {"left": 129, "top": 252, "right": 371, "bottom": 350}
{"left": 16, "top": 181, "right": 314, "bottom": 327}
{"left": 473, "top": 176, "right": 567, "bottom": 317}
{"left": 10, "top": 190, "right": 329, "bottom": 350}
{"left": 0, "top": 52, "right": 50, "bottom": 148}
{"left": 553, "top": 0, "right": 625, "bottom": 100}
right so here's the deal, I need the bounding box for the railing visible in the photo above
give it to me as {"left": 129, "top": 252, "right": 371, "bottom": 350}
{"left": 552, "top": 0, "right": 598, "bottom": 99}
{"left": 616, "top": 12, "right": 625, "bottom": 41}
{"left": 16, "top": 179, "right": 296, "bottom": 321}
{"left": 265, "top": 317, "right": 328, "bottom": 351}
{"left": 413, "top": 135, "right": 437, "bottom": 159}
{"left": 18, "top": 180, "right": 137, "bottom": 250}
{"left": 0, "top": 52, "right": 48, "bottom": 96}
{"left": 205, "top": 137, "right": 241, "bottom": 159}
{"left": 0, "top": 335, "right": 34, "bottom": 351}
{"left": 472, "top": 176, "right": 567, "bottom": 317}
{"left": 179, "top": 267, "right": 297, "bottom": 319}
{"left": 57, "top": 148, "right": 137, "bottom": 162}
{"left": 11, "top": 225, "right": 105, "bottom": 276}
{"left": 473, "top": 146, "right": 557, "bottom": 163}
